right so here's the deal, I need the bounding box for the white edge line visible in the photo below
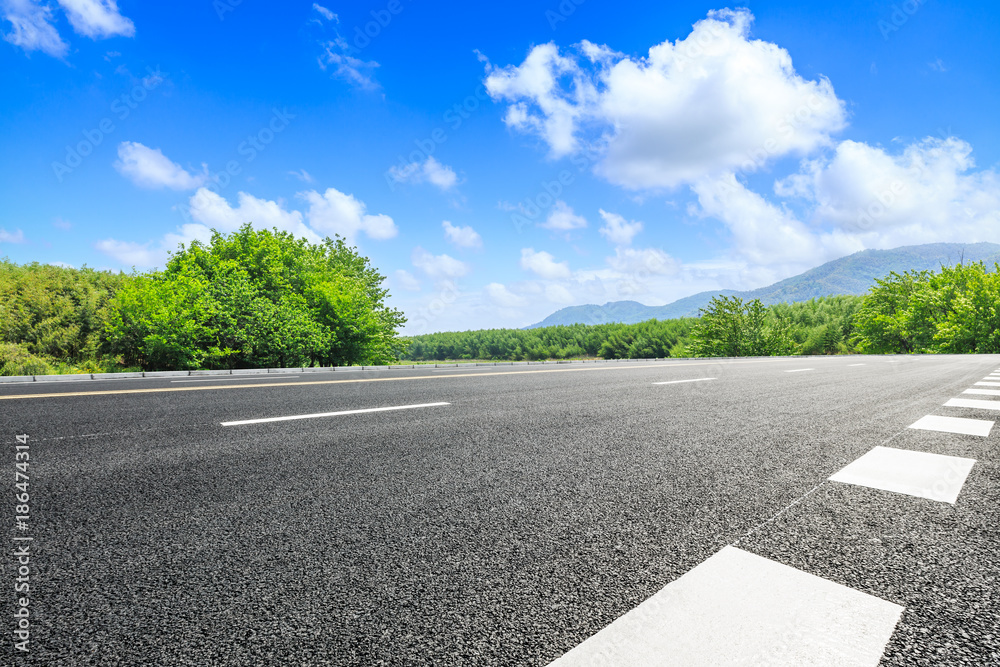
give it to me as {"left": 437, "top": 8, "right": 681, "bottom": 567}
{"left": 173, "top": 375, "right": 301, "bottom": 383}
{"left": 221, "top": 402, "right": 451, "bottom": 426}
{"left": 652, "top": 378, "right": 717, "bottom": 385}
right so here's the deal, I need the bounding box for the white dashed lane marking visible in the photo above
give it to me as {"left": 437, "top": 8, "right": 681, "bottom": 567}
{"left": 784, "top": 369, "right": 813, "bottom": 373}
{"left": 945, "top": 397, "right": 1000, "bottom": 411}
{"left": 908, "top": 415, "right": 994, "bottom": 437}
{"left": 221, "top": 402, "right": 451, "bottom": 426}
{"left": 652, "top": 378, "right": 716, "bottom": 385}
{"left": 829, "top": 446, "right": 976, "bottom": 504}
{"left": 547, "top": 546, "right": 902, "bottom": 667}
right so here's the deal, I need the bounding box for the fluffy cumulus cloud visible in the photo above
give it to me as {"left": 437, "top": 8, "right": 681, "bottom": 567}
{"left": 389, "top": 156, "right": 458, "bottom": 191}
{"left": 300, "top": 187, "right": 398, "bottom": 241}
{"left": 442, "top": 221, "right": 482, "bottom": 249}
{"left": 95, "top": 186, "right": 396, "bottom": 269}
{"left": 114, "top": 142, "right": 208, "bottom": 190}
{"left": 520, "top": 248, "right": 571, "bottom": 280}
{"left": 411, "top": 247, "right": 470, "bottom": 279}
{"left": 598, "top": 209, "right": 643, "bottom": 245}
{"left": 541, "top": 200, "right": 587, "bottom": 231}
{"left": 485, "top": 8, "right": 846, "bottom": 189}
{"left": 776, "top": 137, "right": 1000, "bottom": 247}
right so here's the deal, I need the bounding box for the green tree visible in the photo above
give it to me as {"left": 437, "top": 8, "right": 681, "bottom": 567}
{"left": 104, "top": 225, "right": 406, "bottom": 370}
{"left": 690, "top": 296, "right": 792, "bottom": 357}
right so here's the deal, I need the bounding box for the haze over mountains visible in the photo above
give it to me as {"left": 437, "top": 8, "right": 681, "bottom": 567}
{"left": 527, "top": 243, "right": 1000, "bottom": 328}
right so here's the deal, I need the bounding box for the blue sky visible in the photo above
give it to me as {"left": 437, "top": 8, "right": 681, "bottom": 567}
{"left": 2, "top": 0, "right": 999, "bottom": 333}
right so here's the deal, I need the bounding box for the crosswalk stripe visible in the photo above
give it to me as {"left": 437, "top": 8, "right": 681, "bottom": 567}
{"left": 829, "top": 446, "right": 976, "bottom": 504}
{"left": 908, "top": 414, "right": 994, "bottom": 437}
{"left": 945, "top": 397, "right": 1000, "bottom": 411}
{"left": 547, "top": 546, "right": 902, "bottom": 667}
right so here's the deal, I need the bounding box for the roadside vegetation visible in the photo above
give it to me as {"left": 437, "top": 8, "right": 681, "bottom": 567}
{"left": 2, "top": 257, "right": 998, "bottom": 374}
{"left": 0, "top": 225, "right": 406, "bottom": 375}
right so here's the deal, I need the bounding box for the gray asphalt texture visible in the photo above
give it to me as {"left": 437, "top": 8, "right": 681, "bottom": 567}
{"left": 3, "top": 355, "right": 999, "bottom": 666}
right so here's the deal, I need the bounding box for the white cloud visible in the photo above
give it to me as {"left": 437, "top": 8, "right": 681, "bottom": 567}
{"left": 485, "top": 282, "right": 526, "bottom": 308}
{"left": 389, "top": 156, "right": 458, "bottom": 191}
{"left": 312, "top": 3, "right": 335, "bottom": 21}
{"left": 545, "top": 284, "right": 575, "bottom": 304}
{"left": 94, "top": 238, "right": 161, "bottom": 268}
{"left": 442, "top": 221, "right": 482, "bottom": 249}
{"left": 598, "top": 209, "right": 643, "bottom": 245}
{"left": 57, "top": 0, "right": 133, "bottom": 39}
{"left": 520, "top": 248, "right": 571, "bottom": 279}
{"left": 606, "top": 247, "right": 678, "bottom": 276}
{"left": 776, "top": 137, "right": 1000, "bottom": 249}
{"left": 0, "top": 228, "right": 26, "bottom": 243}
{"left": 319, "top": 40, "right": 379, "bottom": 90}
{"left": 115, "top": 142, "right": 208, "bottom": 190}
{"left": 188, "top": 189, "right": 321, "bottom": 244}
{"left": 541, "top": 200, "right": 587, "bottom": 231}
{"left": 485, "top": 8, "right": 846, "bottom": 189}
{"left": 2, "top": 0, "right": 67, "bottom": 57}
{"left": 392, "top": 269, "right": 422, "bottom": 292}
{"left": 411, "top": 247, "right": 470, "bottom": 279}
{"left": 300, "top": 187, "right": 398, "bottom": 241}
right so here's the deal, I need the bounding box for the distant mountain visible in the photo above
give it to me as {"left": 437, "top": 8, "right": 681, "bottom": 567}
{"left": 526, "top": 242, "right": 1000, "bottom": 328}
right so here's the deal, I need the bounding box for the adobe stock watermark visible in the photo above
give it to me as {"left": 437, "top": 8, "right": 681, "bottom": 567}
{"left": 407, "top": 281, "right": 460, "bottom": 334}
{"left": 505, "top": 141, "right": 603, "bottom": 233}
{"left": 878, "top": 0, "right": 928, "bottom": 41}
{"left": 546, "top": 0, "right": 586, "bottom": 30}
{"left": 213, "top": 0, "right": 243, "bottom": 20}
{"left": 350, "top": 0, "right": 409, "bottom": 52}
{"left": 178, "top": 107, "right": 295, "bottom": 223}
{"left": 384, "top": 84, "right": 491, "bottom": 192}
{"left": 854, "top": 125, "right": 951, "bottom": 231}
{"left": 51, "top": 66, "right": 165, "bottom": 183}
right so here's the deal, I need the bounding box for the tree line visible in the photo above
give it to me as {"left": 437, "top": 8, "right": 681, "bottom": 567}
{"left": 2, "top": 256, "right": 998, "bottom": 375}
{"left": 0, "top": 225, "right": 405, "bottom": 375}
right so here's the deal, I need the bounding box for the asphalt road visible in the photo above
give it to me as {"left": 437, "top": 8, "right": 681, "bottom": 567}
{"left": 3, "top": 355, "right": 999, "bottom": 665}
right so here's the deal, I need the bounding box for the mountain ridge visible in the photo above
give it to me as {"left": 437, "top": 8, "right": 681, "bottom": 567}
{"left": 526, "top": 242, "right": 1000, "bottom": 328}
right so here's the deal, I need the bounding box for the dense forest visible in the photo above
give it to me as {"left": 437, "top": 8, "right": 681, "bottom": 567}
{"left": 2, "top": 257, "right": 999, "bottom": 375}
{"left": 0, "top": 225, "right": 406, "bottom": 374}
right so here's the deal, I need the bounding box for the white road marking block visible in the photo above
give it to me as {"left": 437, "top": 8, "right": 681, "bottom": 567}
{"left": 908, "top": 414, "right": 994, "bottom": 437}
{"left": 221, "top": 402, "right": 450, "bottom": 426}
{"left": 547, "top": 546, "right": 902, "bottom": 667}
{"left": 848, "top": 363, "right": 866, "bottom": 367}
{"left": 784, "top": 369, "right": 813, "bottom": 373}
{"left": 964, "top": 388, "right": 1000, "bottom": 396}
{"left": 829, "top": 446, "right": 976, "bottom": 504}
{"left": 945, "top": 397, "right": 1000, "bottom": 411}
{"left": 974, "top": 382, "right": 1000, "bottom": 387}
{"left": 652, "top": 378, "right": 716, "bottom": 385}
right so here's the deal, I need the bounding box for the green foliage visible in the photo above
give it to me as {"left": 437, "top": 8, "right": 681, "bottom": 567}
{"left": 853, "top": 262, "right": 1000, "bottom": 354}
{"left": 104, "top": 225, "right": 407, "bottom": 371}
{"left": 689, "top": 296, "right": 794, "bottom": 357}
{"left": 0, "top": 342, "right": 55, "bottom": 376}
{"left": 772, "top": 295, "right": 863, "bottom": 355}
{"left": 0, "top": 260, "right": 127, "bottom": 361}
{"left": 402, "top": 319, "right": 697, "bottom": 362}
